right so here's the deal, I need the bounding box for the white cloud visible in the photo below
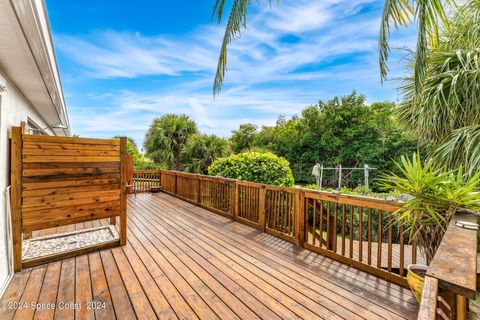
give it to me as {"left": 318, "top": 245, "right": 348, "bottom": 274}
{"left": 59, "top": 0, "right": 417, "bottom": 145}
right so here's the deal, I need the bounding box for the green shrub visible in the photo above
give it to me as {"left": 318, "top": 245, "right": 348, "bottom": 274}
{"left": 134, "top": 159, "right": 165, "bottom": 170}
{"left": 208, "top": 152, "right": 294, "bottom": 187}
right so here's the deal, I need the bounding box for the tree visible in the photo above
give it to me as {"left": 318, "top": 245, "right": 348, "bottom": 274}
{"left": 398, "top": 1, "right": 480, "bottom": 177}
{"left": 230, "top": 123, "right": 258, "bottom": 153}
{"left": 144, "top": 114, "right": 198, "bottom": 170}
{"left": 249, "top": 92, "right": 419, "bottom": 188}
{"left": 113, "top": 136, "right": 138, "bottom": 155}
{"left": 181, "top": 134, "right": 232, "bottom": 174}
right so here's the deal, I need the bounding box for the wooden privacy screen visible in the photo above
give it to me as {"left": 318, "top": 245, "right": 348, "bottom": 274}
{"left": 10, "top": 127, "right": 127, "bottom": 271}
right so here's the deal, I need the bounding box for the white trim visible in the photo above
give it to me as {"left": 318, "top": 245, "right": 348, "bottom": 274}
{"left": 0, "top": 273, "right": 14, "bottom": 300}
{"left": 0, "top": 186, "right": 14, "bottom": 299}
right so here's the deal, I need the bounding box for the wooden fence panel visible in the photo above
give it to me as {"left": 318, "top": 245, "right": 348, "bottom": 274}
{"left": 265, "top": 186, "right": 298, "bottom": 242}
{"left": 302, "top": 191, "right": 411, "bottom": 287}
{"left": 133, "top": 170, "right": 161, "bottom": 193}
{"left": 10, "top": 129, "right": 126, "bottom": 270}
{"left": 199, "top": 177, "right": 232, "bottom": 215}
{"left": 237, "top": 182, "right": 262, "bottom": 227}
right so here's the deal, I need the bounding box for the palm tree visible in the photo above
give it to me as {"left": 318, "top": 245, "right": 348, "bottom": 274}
{"left": 212, "top": 0, "right": 452, "bottom": 95}
{"left": 181, "top": 134, "right": 231, "bottom": 174}
{"left": 399, "top": 0, "right": 480, "bottom": 176}
{"left": 379, "top": 0, "right": 453, "bottom": 92}
{"left": 144, "top": 114, "right": 198, "bottom": 170}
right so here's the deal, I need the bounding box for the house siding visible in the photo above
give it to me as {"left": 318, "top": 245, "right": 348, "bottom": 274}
{"left": 0, "top": 69, "right": 54, "bottom": 294}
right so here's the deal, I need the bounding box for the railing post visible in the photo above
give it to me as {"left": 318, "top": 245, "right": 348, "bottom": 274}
{"left": 231, "top": 181, "right": 238, "bottom": 220}
{"left": 126, "top": 154, "right": 134, "bottom": 194}
{"left": 258, "top": 186, "right": 266, "bottom": 231}
{"left": 327, "top": 211, "right": 335, "bottom": 250}
{"left": 10, "top": 127, "right": 23, "bottom": 272}
{"left": 119, "top": 137, "right": 127, "bottom": 246}
{"left": 295, "top": 191, "right": 305, "bottom": 246}
{"left": 197, "top": 175, "right": 201, "bottom": 204}
{"left": 174, "top": 172, "right": 178, "bottom": 195}
{"left": 456, "top": 294, "right": 467, "bottom": 320}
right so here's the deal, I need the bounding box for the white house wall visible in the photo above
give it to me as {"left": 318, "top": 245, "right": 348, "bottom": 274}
{"left": 0, "top": 69, "right": 53, "bottom": 294}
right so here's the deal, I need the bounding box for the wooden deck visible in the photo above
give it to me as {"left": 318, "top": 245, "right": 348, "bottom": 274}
{"left": 0, "top": 192, "right": 418, "bottom": 319}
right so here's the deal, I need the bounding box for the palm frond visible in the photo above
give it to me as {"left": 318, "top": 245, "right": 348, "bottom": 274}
{"left": 432, "top": 125, "right": 480, "bottom": 178}
{"left": 379, "top": 0, "right": 414, "bottom": 81}
{"left": 399, "top": 49, "right": 480, "bottom": 143}
{"left": 213, "top": 0, "right": 277, "bottom": 95}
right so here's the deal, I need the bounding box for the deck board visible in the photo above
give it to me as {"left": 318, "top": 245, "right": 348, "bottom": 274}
{"left": 1, "top": 192, "right": 418, "bottom": 319}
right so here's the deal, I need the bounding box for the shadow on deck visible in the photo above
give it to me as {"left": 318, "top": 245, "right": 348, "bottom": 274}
{"left": 0, "top": 192, "right": 418, "bottom": 319}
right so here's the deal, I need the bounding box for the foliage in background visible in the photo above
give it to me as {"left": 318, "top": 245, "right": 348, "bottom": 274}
{"left": 144, "top": 114, "right": 198, "bottom": 170}
{"left": 181, "top": 134, "right": 231, "bottom": 174}
{"left": 231, "top": 92, "right": 419, "bottom": 189}
{"left": 113, "top": 136, "right": 165, "bottom": 170}
{"left": 398, "top": 1, "right": 480, "bottom": 177}
{"left": 230, "top": 123, "right": 258, "bottom": 153}
{"left": 381, "top": 153, "right": 480, "bottom": 264}
{"left": 208, "top": 152, "right": 295, "bottom": 187}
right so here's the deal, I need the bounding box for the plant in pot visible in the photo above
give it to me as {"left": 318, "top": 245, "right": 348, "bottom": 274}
{"left": 381, "top": 153, "right": 480, "bottom": 303}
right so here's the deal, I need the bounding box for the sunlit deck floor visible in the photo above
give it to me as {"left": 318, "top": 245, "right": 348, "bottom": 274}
{"left": 0, "top": 192, "right": 418, "bottom": 319}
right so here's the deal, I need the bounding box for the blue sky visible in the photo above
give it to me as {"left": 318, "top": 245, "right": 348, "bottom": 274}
{"left": 47, "top": 0, "right": 416, "bottom": 148}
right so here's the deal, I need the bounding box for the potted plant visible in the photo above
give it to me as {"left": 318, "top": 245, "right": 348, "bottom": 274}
{"left": 381, "top": 153, "right": 480, "bottom": 303}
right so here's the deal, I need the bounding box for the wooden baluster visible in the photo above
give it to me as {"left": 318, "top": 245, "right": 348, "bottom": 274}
{"left": 318, "top": 200, "right": 323, "bottom": 247}
{"left": 412, "top": 239, "right": 417, "bottom": 265}
{"left": 272, "top": 190, "right": 280, "bottom": 230}
{"left": 333, "top": 203, "right": 338, "bottom": 252}
{"left": 349, "top": 205, "right": 354, "bottom": 259}
{"left": 312, "top": 199, "right": 316, "bottom": 246}
{"left": 288, "top": 193, "right": 293, "bottom": 235}
{"left": 281, "top": 191, "right": 284, "bottom": 232}
{"left": 368, "top": 208, "right": 372, "bottom": 265}
{"left": 341, "top": 204, "right": 346, "bottom": 256}
{"left": 399, "top": 224, "right": 405, "bottom": 277}
{"left": 326, "top": 202, "right": 331, "bottom": 250}
{"left": 377, "top": 210, "right": 383, "bottom": 269}
{"left": 359, "top": 207, "right": 363, "bottom": 262}
{"left": 388, "top": 214, "right": 393, "bottom": 272}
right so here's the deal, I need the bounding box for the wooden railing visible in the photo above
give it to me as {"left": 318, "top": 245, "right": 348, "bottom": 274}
{"left": 417, "top": 213, "right": 478, "bottom": 320}
{"left": 132, "top": 170, "right": 161, "bottom": 193}
{"left": 132, "top": 169, "right": 426, "bottom": 287}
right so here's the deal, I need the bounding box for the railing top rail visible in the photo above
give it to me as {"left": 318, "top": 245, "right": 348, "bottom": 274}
{"left": 134, "top": 169, "right": 402, "bottom": 209}
{"left": 300, "top": 187, "right": 401, "bottom": 211}
{"left": 134, "top": 170, "right": 161, "bottom": 174}
{"left": 426, "top": 212, "right": 478, "bottom": 299}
